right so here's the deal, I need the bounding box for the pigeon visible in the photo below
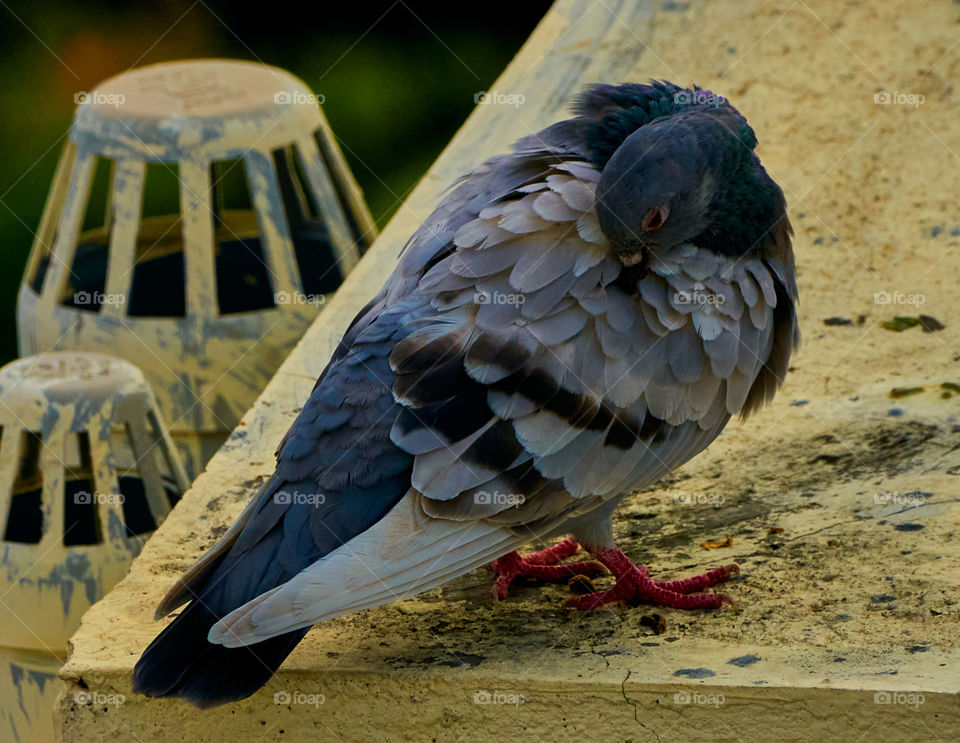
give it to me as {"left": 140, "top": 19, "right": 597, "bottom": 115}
{"left": 133, "top": 80, "right": 799, "bottom": 707}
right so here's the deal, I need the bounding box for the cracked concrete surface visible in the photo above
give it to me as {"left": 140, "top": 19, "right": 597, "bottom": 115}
{"left": 55, "top": 0, "right": 960, "bottom": 740}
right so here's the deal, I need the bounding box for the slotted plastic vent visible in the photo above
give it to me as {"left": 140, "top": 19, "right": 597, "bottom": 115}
{"left": 62, "top": 432, "right": 98, "bottom": 546}
{"left": 60, "top": 156, "right": 114, "bottom": 313}
{"left": 128, "top": 163, "right": 186, "bottom": 318}
{"left": 0, "top": 353, "right": 189, "bottom": 550}
{"left": 273, "top": 144, "right": 343, "bottom": 297}
{"left": 212, "top": 157, "right": 276, "bottom": 315}
{"left": 3, "top": 431, "right": 43, "bottom": 544}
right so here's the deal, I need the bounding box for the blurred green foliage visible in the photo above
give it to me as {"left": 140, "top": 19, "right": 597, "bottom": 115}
{"left": 0, "top": 0, "right": 550, "bottom": 364}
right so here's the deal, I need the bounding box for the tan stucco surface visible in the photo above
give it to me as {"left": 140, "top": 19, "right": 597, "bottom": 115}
{"left": 55, "top": 0, "right": 960, "bottom": 740}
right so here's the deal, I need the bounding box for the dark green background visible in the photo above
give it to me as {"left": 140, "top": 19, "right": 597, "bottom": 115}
{"left": 0, "top": 0, "right": 551, "bottom": 364}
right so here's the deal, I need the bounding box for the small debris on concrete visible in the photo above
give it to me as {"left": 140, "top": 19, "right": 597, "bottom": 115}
{"left": 701, "top": 536, "right": 733, "bottom": 550}
{"left": 882, "top": 316, "right": 921, "bottom": 332}
{"left": 673, "top": 667, "right": 716, "bottom": 679}
{"left": 894, "top": 522, "right": 925, "bottom": 532}
{"left": 640, "top": 613, "right": 667, "bottom": 635}
{"left": 727, "top": 654, "right": 761, "bottom": 667}
{"left": 889, "top": 387, "right": 924, "bottom": 399}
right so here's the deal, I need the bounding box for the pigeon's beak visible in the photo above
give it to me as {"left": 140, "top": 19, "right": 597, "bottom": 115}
{"left": 618, "top": 250, "right": 645, "bottom": 267}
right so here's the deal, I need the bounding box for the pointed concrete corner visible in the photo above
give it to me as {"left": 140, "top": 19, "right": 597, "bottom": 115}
{"left": 54, "top": 1, "right": 960, "bottom": 740}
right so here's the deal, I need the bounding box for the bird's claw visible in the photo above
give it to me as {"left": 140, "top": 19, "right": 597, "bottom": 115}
{"left": 490, "top": 539, "right": 608, "bottom": 601}
{"left": 563, "top": 551, "right": 740, "bottom": 612}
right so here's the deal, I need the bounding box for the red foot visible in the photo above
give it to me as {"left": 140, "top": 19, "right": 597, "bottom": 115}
{"left": 564, "top": 548, "right": 739, "bottom": 611}
{"left": 490, "top": 538, "right": 608, "bottom": 600}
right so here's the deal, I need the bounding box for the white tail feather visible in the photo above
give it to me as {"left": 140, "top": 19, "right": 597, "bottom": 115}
{"left": 209, "top": 492, "right": 527, "bottom": 647}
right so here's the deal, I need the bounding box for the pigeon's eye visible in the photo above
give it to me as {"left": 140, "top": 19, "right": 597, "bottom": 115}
{"left": 641, "top": 204, "right": 669, "bottom": 231}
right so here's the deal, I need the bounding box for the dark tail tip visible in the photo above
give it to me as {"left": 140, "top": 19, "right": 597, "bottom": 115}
{"left": 133, "top": 599, "right": 308, "bottom": 708}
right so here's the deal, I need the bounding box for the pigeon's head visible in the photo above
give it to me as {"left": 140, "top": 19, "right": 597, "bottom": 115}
{"left": 580, "top": 82, "right": 786, "bottom": 266}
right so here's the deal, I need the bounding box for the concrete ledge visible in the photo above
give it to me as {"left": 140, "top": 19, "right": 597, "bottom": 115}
{"left": 56, "top": 0, "right": 960, "bottom": 740}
